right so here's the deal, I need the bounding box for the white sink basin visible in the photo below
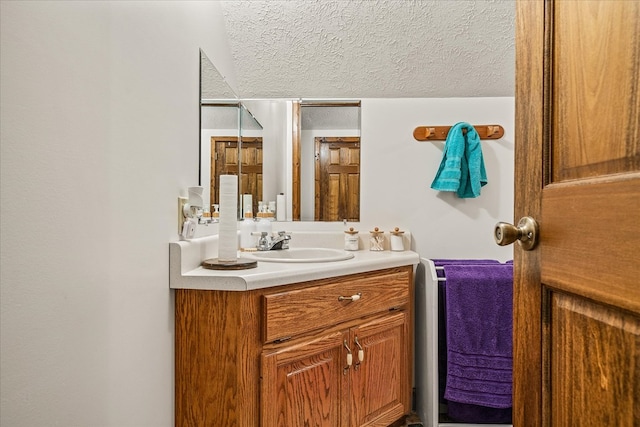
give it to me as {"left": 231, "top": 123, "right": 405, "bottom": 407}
{"left": 245, "top": 248, "right": 355, "bottom": 263}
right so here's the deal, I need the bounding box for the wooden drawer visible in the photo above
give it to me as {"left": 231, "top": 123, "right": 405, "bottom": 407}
{"left": 263, "top": 267, "right": 411, "bottom": 343}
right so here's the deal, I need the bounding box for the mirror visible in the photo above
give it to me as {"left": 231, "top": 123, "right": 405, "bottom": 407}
{"left": 296, "top": 101, "right": 361, "bottom": 221}
{"left": 199, "top": 50, "right": 264, "bottom": 219}
{"left": 200, "top": 50, "right": 362, "bottom": 222}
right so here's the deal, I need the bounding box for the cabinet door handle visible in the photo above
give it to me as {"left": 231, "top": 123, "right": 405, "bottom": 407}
{"left": 343, "top": 340, "right": 353, "bottom": 374}
{"left": 354, "top": 336, "right": 364, "bottom": 363}
{"left": 338, "top": 292, "right": 362, "bottom": 302}
{"left": 353, "top": 336, "right": 365, "bottom": 371}
{"left": 344, "top": 340, "right": 353, "bottom": 366}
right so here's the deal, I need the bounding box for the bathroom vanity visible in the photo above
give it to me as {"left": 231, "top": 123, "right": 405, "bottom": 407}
{"left": 170, "top": 233, "right": 419, "bottom": 427}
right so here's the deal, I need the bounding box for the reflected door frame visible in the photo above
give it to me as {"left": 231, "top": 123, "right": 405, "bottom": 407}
{"left": 314, "top": 136, "right": 360, "bottom": 222}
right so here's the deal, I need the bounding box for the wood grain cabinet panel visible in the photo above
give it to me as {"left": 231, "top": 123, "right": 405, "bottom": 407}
{"left": 261, "top": 331, "right": 348, "bottom": 427}
{"left": 175, "top": 266, "right": 414, "bottom": 427}
{"left": 350, "top": 311, "right": 409, "bottom": 427}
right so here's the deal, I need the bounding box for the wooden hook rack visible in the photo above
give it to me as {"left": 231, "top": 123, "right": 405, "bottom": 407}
{"left": 413, "top": 125, "right": 504, "bottom": 141}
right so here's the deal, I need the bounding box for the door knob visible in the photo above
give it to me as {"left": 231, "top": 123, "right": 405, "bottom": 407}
{"left": 494, "top": 216, "right": 539, "bottom": 250}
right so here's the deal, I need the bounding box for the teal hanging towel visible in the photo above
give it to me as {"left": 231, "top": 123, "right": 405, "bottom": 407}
{"left": 430, "top": 122, "right": 487, "bottom": 198}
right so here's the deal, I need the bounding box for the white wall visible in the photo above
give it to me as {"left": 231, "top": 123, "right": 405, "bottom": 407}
{"left": 1, "top": 3, "right": 514, "bottom": 426}
{"left": 360, "top": 98, "right": 514, "bottom": 262}
{"left": 0, "top": 2, "right": 225, "bottom": 426}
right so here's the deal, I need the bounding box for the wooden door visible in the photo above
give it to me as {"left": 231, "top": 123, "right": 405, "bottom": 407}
{"left": 349, "top": 312, "right": 410, "bottom": 427}
{"left": 261, "top": 331, "right": 349, "bottom": 427}
{"left": 515, "top": 1, "right": 640, "bottom": 426}
{"left": 315, "top": 137, "right": 360, "bottom": 222}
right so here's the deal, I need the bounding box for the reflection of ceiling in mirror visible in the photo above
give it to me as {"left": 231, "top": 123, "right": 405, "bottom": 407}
{"left": 201, "top": 51, "right": 237, "bottom": 99}
{"left": 201, "top": 105, "right": 263, "bottom": 131}
{"left": 201, "top": 106, "right": 238, "bottom": 130}
{"left": 302, "top": 106, "right": 359, "bottom": 130}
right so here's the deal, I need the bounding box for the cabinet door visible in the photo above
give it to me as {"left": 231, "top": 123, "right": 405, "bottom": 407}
{"left": 349, "top": 311, "right": 410, "bottom": 427}
{"left": 261, "top": 330, "right": 349, "bottom": 427}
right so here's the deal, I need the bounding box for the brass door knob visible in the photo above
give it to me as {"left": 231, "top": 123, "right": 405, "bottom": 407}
{"left": 494, "top": 216, "right": 539, "bottom": 250}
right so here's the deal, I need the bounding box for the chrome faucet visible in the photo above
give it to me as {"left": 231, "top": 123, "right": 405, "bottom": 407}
{"left": 257, "top": 231, "right": 291, "bottom": 251}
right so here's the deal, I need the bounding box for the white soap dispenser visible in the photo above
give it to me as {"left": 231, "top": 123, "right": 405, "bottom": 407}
{"left": 240, "top": 213, "right": 257, "bottom": 250}
{"left": 256, "top": 216, "right": 272, "bottom": 236}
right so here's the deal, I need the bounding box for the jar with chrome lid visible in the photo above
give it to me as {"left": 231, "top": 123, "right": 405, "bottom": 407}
{"left": 390, "top": 227, "right": 405, "bottom": 251}
{"left": 344, "top": 227, "right": 359, "bottom": 251}
{"left": 369, "top": 227, "right": 385, "bottom": 251}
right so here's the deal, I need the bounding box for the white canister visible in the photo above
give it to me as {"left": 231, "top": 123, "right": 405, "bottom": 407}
{"left": 344, "top": 227, "right": 359, "bottom": 251}
{"left": 390, "top": 227, "right": 405, "bottom": 251}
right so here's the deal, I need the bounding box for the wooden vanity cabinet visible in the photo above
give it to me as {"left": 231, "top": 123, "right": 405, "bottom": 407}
{"left": 261, "top": 311, "right": 409, "bottom": 427}
{"left": 175, "top": 265, "right": 413, "bottom": 427}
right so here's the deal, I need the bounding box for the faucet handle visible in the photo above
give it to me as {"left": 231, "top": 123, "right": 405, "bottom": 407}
{"left": 277, "top": 231, "right": 291, "bottom": 249}
{"left": 257, "top": 232, "right": 270, "bottom": 250}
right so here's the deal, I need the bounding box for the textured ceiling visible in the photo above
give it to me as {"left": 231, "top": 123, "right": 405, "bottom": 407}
{"left": 217, "top": 0, "right": 515, "bottom": 99}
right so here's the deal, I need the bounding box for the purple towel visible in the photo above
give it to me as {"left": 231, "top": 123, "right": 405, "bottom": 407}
{"left": 447, "top": 401, "right": 512, "bottom": 424}
{"left": 433, "top": 259, "right": 503, "bottom": 280}
{"left": 443, "top": 264, "right": 513, "bottom": 409}
{"left": 432, "top": 259, "right": 501, "bottom": 267}
{"left": 431, "top": 259, "right": 502, "bottom": 401}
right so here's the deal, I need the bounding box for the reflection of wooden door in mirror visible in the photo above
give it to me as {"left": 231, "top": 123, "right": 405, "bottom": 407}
{"left": 211, "top": 137, "right": 238, "bottom": 212}
{"left": 210, "top": 137, "right": 262, "bottom": 215}
{"left": 314, "top": 137, "right": 360, "bottom": 222}
{"left": 239, "top": 138, "right": 263, "bottom": 216}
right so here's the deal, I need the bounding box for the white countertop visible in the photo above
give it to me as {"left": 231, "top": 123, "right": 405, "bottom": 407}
{"left": 169, "top": 232, "right": 419, "bottom": 291}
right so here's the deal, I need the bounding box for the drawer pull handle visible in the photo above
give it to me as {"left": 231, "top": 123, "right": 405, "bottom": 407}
{"left": 338, "top": 293, "right": 362, "bottom": 302}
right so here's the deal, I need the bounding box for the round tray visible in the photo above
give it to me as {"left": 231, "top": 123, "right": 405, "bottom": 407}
{"left": 201, "top": 258, "right": 258, "bottom": 270}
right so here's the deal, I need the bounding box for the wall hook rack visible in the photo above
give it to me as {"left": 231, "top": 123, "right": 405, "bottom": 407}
{"left": 413, "top": 124, "right": 504, "bottom": 141}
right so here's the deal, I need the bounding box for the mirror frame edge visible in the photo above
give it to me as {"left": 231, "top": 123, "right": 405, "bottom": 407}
{"left": 292, "top": 101, "right": 301, "bottom": 221}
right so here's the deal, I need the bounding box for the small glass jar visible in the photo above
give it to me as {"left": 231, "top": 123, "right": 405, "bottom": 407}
{"left": 369, "top": 227, "right": 385, "bottom": 251}
{"left": 344, "top": 227, "right": 359, "bottom": 251}
{"left": 390, "top": 227, "right": 405, "bottom": 251}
